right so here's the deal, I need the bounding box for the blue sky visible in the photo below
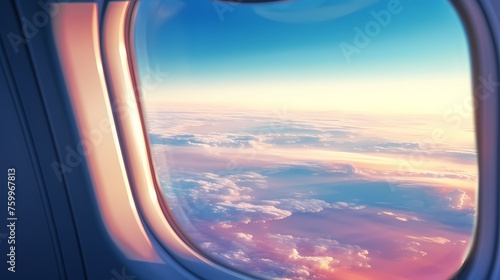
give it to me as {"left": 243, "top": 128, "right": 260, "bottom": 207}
{"left": 134, "top": 0, "right": 472, "bottom": 115}
{"left": 135, "top": 0, "right": 470, "bottom": 84}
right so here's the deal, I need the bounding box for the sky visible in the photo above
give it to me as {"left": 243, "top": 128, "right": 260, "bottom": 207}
{"left": 135, "top": 0, "right": 471, "bottom": 114}
{"left": 134, "top": 0, "right": 477, "bottom": 279}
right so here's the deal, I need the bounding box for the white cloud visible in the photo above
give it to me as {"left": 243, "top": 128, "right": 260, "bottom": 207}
{"left": 147, "top": 108, "right": 477, "bottom": 279}
{"left": 404, "top": 241, "right": 428, "bottom": 258}
{"left": 194, "top": 230, "right": 372, "bottom": 279}
{"left": 377, "top": 211, "right": 421, "bottom": 222}
{"left": 222, "top": 250, "right": 251, "bottom": 263}
{"left": 445, "top": 189, "right": 472, "bottom": 210}
{"left": 219, "top": 201, "right": 293, "bottom": 223}
{"left": 275, "top": 198, "right": 331, "bottom": 213}
{"left": 236, "top": 233, "right": 253, "bottom": 242}
{"left": 407, "top": 236, "right": 451, "bottom": 245}
{"left": 169, "top": 171, "right": 354, "bottom": 226}
{"left": 331, "top": 202, "right": 367, "bottom": 210}
{"left": 268, "top": 234, "right": 371, "bottom": 274}
{"left": 288, "top": 249, "right": 337, "bottom": 272}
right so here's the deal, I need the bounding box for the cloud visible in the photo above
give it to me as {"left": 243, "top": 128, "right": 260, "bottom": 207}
{"left": 163, "top": 162, "right": 476, "bottom": 234}
{"left": 377, "top": 211, "right": 421, "bottom": 222}
{"left": 407, "top": 236, "right": 451, "bottom": 245}
{"left": 267, "top": 234, "right": 371, "bottom": 276}
{"left": 331, "top": 201, "right": 367, "bottom": 210}
{"left": 445, "top": 189, "right": 472, "bottom": 210}
{"left": 236, "top": 233, "right": 254, "bottom": 242}
{"left": 352, "top": 141, "right": 421, "bottom": 153}
{"left": 221, "top": 250, "right": 252, "bottom": 263}
{"left": 201, "top": 232, "right": 371, "bottom": 280}
{"left": 150, "top": 132, "right": 265, "bottom": 149}
{"left": 148, "top": 109, "right": 477, "bottom": 279}
{"left": 218, "top": 201, "right": 293, "bottom": 223}
{"left": 273, "top": 198, "right": 331, "bottom": 213}
{"left": 261, "top": 163, "right": 363, "bottom": 179}
{"left": 147, "top": 110, "right": 359, "bottom": 152}
{"left": 167, "top": 169, "right": 373, "bottom": 229}
{"left": 288, "top": 249, "right": 337, "bottom": 272}
{"left": 297, "top": 181, "right": 475, "bottom": 229}
{"left": 403, "top": 241, "right": 428, "bottom": 258}
{"left": 167, "top": 171, "right": 346, "bottom": 227}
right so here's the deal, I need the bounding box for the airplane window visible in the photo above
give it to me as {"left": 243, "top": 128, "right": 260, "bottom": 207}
{"left": 134, "top": 0, "right": 477, "bottom": 279}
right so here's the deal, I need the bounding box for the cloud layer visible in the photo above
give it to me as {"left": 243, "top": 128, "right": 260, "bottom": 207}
{"left": 148, "top": 109, "right": 477, "bottom": 279}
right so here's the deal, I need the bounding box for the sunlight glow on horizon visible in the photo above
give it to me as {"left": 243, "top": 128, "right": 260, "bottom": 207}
{"left": 143, "top": 72, "right": 472, "bottom": 115}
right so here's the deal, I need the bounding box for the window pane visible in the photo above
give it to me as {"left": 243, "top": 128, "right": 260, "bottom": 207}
{"left": 135, "top": 0, "right": 477, "bottom": 279}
